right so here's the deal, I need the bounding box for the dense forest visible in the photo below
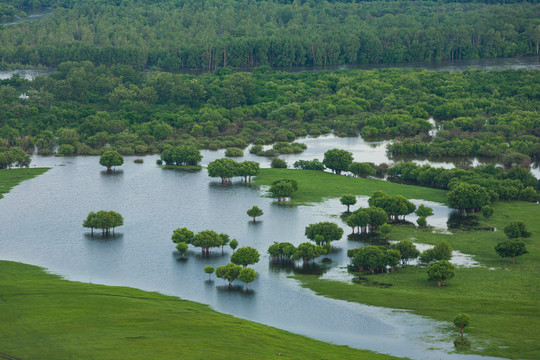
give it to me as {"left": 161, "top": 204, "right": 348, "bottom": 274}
{"left": 0, "top": 0, "right": 539, "bottom": 70}
{"left": 0, "top": 62, "right": 538, "bottom": 169}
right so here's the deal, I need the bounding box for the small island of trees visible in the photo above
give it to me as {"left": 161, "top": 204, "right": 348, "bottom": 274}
{"left": 83, "top": 210, "right": 124, "bottom": 236}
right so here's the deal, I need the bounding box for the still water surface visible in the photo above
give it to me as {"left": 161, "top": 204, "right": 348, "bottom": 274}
{"left": 0, "top": 136, "right": 504, "bottom": 360}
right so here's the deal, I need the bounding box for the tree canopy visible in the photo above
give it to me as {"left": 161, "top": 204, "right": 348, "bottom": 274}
{"left": 99, "top": 150, "right": 124, "bottom": 172}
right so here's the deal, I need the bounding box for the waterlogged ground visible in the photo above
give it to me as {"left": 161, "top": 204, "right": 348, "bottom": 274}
{"left": 0, "top": 139, "right": 506, "bottom": 359}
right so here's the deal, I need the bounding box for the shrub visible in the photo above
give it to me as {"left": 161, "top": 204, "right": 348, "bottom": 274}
{"left": 271, "top": 158, "right": 287, "bottom": 168}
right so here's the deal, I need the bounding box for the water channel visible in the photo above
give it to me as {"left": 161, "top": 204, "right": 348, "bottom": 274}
{"left": 0, "top": 134, "right": 506, "bottom": 360}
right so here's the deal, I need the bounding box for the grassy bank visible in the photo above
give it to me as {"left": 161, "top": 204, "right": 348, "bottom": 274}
{"left": 0, "top": 168, "right": 49, "bottom": 199}
{"left": 0, "top": 261, "right": 400, "bottom": 360}
{"left": 254, "top": 169, "right": 447, "bottom": 204}
{"left": 294, "top": 201, "right": 540, "bottom": 359}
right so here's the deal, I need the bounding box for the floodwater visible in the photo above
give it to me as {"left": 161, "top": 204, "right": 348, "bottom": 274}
{"left": 0, "top": 137, "right": 504, "bottom": 360}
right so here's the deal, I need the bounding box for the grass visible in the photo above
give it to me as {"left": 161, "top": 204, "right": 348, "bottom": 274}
{"left": 160, "top": 165, "right": 202, "bottom": 172}
{"left": 0, "top": 168, "right": 49, "bottom": 199}
{"left": 0, "top": 261, "right": 402, "bottom": 360}
{"left": 294, "top": 201, "right": 540, "bottom": 359}
{"left": 254, "top": 169, "right": 447, "bottom": 204}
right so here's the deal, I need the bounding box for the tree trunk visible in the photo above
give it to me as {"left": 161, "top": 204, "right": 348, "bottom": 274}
{"left": 245, "top": 282, "right": 248, "bottom": 290}
{"left": 437, "top": 280, "right": 441, "bottom": 287}
{"left": 253, "top": 217, "right": 256, "bottom": 222}
{"left": 512, "top": 257, "right": 515, "bottom": 264}
{"left": 107, "top": 166, "right": 112, "bottom": 172}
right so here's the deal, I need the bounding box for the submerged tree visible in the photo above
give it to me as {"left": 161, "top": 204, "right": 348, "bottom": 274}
{"left": 216, "top": 262, "right": 242, "bottom": 287}
{"left": 231, "top": 246, "right": 260, "bottom": 267}
{"left": 99, "top": 150, "right": 124, "bottom": 172}
{"left": 340, "top": 194, "right": 356, "bottom": 212}
{"left": 247, "top": 205, "right": 263, "bottom": 222}
{"left": 204, "top": 266, "right": 215, "bottom": 280}
{"left": 83, "top": 210, "right": 123, "bottom": 236}
{"left": 453, "top": 313, "right": 472, "bottom": 336}
{"left": 238, "top": 267, "right": 258, "bottom": 290}
{"left": 305, "top": 222, "right": 343, "bottom": 245}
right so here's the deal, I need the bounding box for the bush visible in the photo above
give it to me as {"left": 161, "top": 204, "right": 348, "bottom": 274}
{"left": 249, "top": 145, "right": 263, "bottom": 154}
{"left": 156, "top": 159, "right": 163, "bottom": 165}
{"left": 225, "top": 147, "right": 244, "bottom": 157}
{"left": 271, "top": 158, "right": 287, "bottom": 168}
{"left": 134, "top": 158, "right": 144, "bottom": 163}
{"left": 417, "top": 216, "right": 427, "bottom": 227}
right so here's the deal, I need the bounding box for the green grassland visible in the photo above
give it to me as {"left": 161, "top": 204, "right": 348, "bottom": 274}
{"left": 254, "top": 169, "right": 447, "bottom": 204}
{"left": 0, "top": 166, "right": 399, "bottom": 359}
{"left": 0, "top": 261, "right": 400, "bottom": 360}
{"left": 0, "top": 168, "right": 49, "bottom": 199}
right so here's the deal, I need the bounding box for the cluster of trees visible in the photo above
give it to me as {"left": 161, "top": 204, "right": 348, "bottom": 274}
{"left": 1, "top": 64, "right": 538, "bottom": 162}
{"left": 368, "top": 191, "right": 416, "bottom": 221}
{"left": 207, "top": 158, "right": 259, "bottom": 183}
{"left": 293, "top": 159, "right": 325, "bottom": 171}
{"left": 269, "top": 179, "right": 297, "bottom": 201}
{"left": 160, "top": 145, "right": 202, "bottom": 166}
{"left": 82, "top": 210, "right": 124, "bottom": 236}
{"left": 0, "top": 146, "right": 30, "bottom": 168}
{"left": 250, "top": 142, "right": 306, "bottom": 157}
{"left": 387, "top": 162, "right": 538, "bottom": 212}
{"left": 346, "top": 206, "right": 388, "bottom": 234}
{"left": 426, "top": 260, "right": 455, "bottom": 287}
{"left": 268, "top": 241, "right": 329, "bottom": 264}
{"left": 215, "top": 263, "right": 258, "bottom": 290}
{"left": 348, "top": 246, "right": 401, "bottom": 274}
{"left": 494, "top": 221, "right": 531, "bottom": 264}
{"left": 419, "top": 240, "right": 453, "bottom": 264}
{"left": 2, "top": 1, "right": 540, "bottom": 70}
{"left": 171, "top": 227, "right": 237, "bottom": 256}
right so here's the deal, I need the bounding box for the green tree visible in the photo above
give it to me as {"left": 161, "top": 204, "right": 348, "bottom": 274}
{"left": 379, "top": 223, "right": 392, "bottom": 239}
{"left": 231, "top": 246, "right": 260, "bottom": 267}
{"left": 86, "top": 210, "right": 124, "bottom": 236}
{"left": 82, "top": 211, "right": 97, "bottom": 236}
{"left": 176, "top": 242, "right": 188, "bottom": 258}
{"left": 207, "top": 158, "right": 238, "bottom": 184}
{"left": 454, "top": 313, "right": 472, "bottom": 336}
{"left": 503, "top": 221, "right": 531, "bottom": 239}
{"left": 99, "top": 150, "right": 124, "bottom": 172}
{"left": 447, "top": 183, "right": 489, "bottom": 214}
{"left": 348, "top": 162, "right": 376, "bottom": 178}
{"left": 495, "top": 239, "right": 528, "bottom": 264}
{"left": 417, "top": 216, "right": 427, "bottom": 227}
{"left": 340, "top": 194, "right": 356, "bottom": 212}
{"left": 192, "top": 230, "right": 223, "bottom": 256}
{"left": 229, "top": 239, "right": 239, "bottom": 252}
{"left": 426, "top": 260, "right": 455, "bottom": 287}
{"left": 385, "top": 249, "right": 401, "bottom": 272}
{"left": 172, "top": 227, "right": 195, "bottom": 244}
{"left": 415, "top": 204, "right": 434, "bottom": 218}
{"left": 269, "top": 180, "right": 296, "bottom": 201}
{"left": 225, "top": 147, "right": 244, "bottom": 157}
{"left": 389, "top": 239, "right": 419, "bottom": 265}
{"left": 238, "top": 267, "right": 258, "bottom": 290}
{"left": 323, "top": 148, "right": 353, "bottom": 175}
{"left": 215, "top": 263, "right": 242, "bottom": 287}
{"left": 421, "top": 240, "right": 453, "bottom": 263}
{"left": 294, "top": 242, "right": 323, "bottom": 263}
{"left": 305, "top": 222, "right": 343, "bottom": 245}
{"left": 481, "top": 205, "right": 494, "bottom": 220}
{"left": 247, "top": 205, "right": 263, "bottom": 222}
{"left": 270, "top": 158, "right": 287, "bottom": 168}
{"left": 204, "top": 265, "right": 214, "bottom": 280}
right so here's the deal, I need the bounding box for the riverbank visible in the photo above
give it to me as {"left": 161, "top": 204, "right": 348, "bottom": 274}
{"left": 254, "top": 168, "right": 448, "bottom": 204}
{"left": 0, "top": 168, "right": 49, "bottom": 199}
{"left": 0, "top": 260, "right": 400, "bottom": 360}
{"left": 294, "top": 200, "right": 540, "bottom": 360}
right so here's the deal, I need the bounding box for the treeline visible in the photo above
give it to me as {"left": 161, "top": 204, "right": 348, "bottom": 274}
{"left": 1, "top": 0, "right": 540, "bottom": 70}
{"left": 0, "top": 63, "right": 538, "bottom": 167}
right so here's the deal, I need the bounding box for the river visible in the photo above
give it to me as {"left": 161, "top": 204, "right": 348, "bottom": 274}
{"left": 0, "top": 135, "right": 505, "bottom": 360}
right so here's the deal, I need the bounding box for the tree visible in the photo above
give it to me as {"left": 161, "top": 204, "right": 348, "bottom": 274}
{"left": 270, "top": 158, "right": 287, "bottom": 168}
{"left": 172, "top": 227, "right": 195, "bottom": 244}
{"left": 350, "top": 246, "right": 386, "bottom": 274}
{"left": 247, "top": 206, "right": 263, "bottom": 222}
{"left": 229, "top": 239, "right": 238, "bottom": 252}
{"left": 215, "top": 263, "right": 242, "bottom": 287}
{"left": 495, "top": 239, "right": 528, "bottom": 264}
{"left": 346, "top": 208, "right": 370, "bottom": 234}
{"left": 238, "top": 267, "right": 258, "bottom": 290}
{"left": 421, "top": 240, "right": 453, "bottom": 263}
{"left": 417, "top": 217, "right": 427, "bottom": 227}
{"left": 207, "top": 158, "right": 238, "bottom": 184}
{"left": 380, "top": 223, "right": 392, "bottom": 239}
{"left": 389, "top": 239, "right": 420, "bottom": 265}
{"left": 503, "top": 221, "right": 531, "bottom": 239}
{"left": 204, "top": 265, "right": 214, "bottom": 280}
{"left": 323, "top": 148, "right": 353, "bottom": 174}
{"left": 447, "top": 183, "right": 489, "bottom": 214}
{"left": 386, "top": 249, "right": 401, "bottom": 272}
{"left": 82, "top": 211, "right": 97, "bottom": 236}
{"left": 453, "top": 313, "right": 472, "bottom": 336}
{"left": 415, "top": 204, "right": 433, "bottom": 218}
{"left": 192, "top": 230, "right": 223, "bottom": 256}
{"left": 367, "top": 206, "right": 388, "bottom": 231}
{"left": 176, "top": 242, "right": 188, "bottom": 258}
{"left": 348, "top": 162, "right": 376, "bottom": 177}
{"left": 225, "top": 147, "right": 243, "bottom": 157}
{"left": 340, "top": 194, "right": 356, "bottom": 212}
{"left": 219, "top": 233, "right": 230, "bottom": 254}
{"left": 231, "top": 246, "right": 260, "bottom": 267}
{"left": 426, "top": 260, "right": 455, "bottom": 286}
{"left": 293, "top": 242, "right": 323, "bottom": 263}
{"left": 305, "top": 222, "right": 343, "bottom": 245}
{"left": 481, "top": 205, "right": 494, "bottom": 220}
{"left": 269, "top": 180, "right": 295, "bottom": 201}
{"left": 99, "top": 150, "right": 124, "bottom": 172}
{"left": 238, "top": 161, "right": 259, "bottom": 182}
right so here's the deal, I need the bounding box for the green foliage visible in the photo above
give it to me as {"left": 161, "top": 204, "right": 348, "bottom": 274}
{"left": 305, "top": 222, "right": 344, "bottom": 245}
{"left": 230, "top": 246, "right": 260, "bottom": 267}
{"left": 323, "top": 149, "right": 353, "bottom": 175}
{"left": 246, "top": 205, "right": 263, "bottom": 222}
{"left": 161, "top": 145, "right": 202, "bottom": 166}
{"left": 380, "top": 223, "right": 392, "bottom": 239}
{"left": 293, "top": 159, "right": 325, "bottom": 171}
{"left": 415, "top": 204, "right": 434, "bottom": 218}
{"left": 481, "top": 205, "right": 494, "bottom": 219}
{"left": 207, "top": 158, "right": 238, "bottom": 183}
{"left": 269, "top": 179, "right": 297, "bottom": 201}
{"left": 420, "top": 240, "right": 453, "bottom": 264}
{"left": 454, "top": 313, "right": 472, "bottom": 336}
{"left": 447, "top": 183, "right": 490, "bottom": 214}
{"left": 270, "top": 158, "right": 287, "bottom": 169}
{"left": 99, "top": 150, "right": 123, "bottom": 171}
{"left": 426, "top": 260, "right": 455, "bottom": 286}
{"left": 369, "top": 191, "right": 416, "bottom": 221}
{"left": 495, "top": 238, "right": 528, "bottom": 263}
{"left": 83, "top": 210, "right": 123, "bottom": 236}
{"left": 229, "top": 239, "right": 238, "bottom": 252}
{"left": 340, "top": 194, "right": 356, "bottom": 212}
{"left": 171, "top": 227, "right": 195, "bottom": 244}
{"left": 215, "top": 263, "right": 242, "bottom": 286}
{"left": 238, "top": 268, "right": 258, "bottom": 290}
{"left": 293, "top": 242, "right": 324, "bottom": 263}
{"left": 389, "top": 240, "right": 420, "bottom": 265}
{"left": 204, "top": 265, "right": 214, "bottom": 280}
{"left": 503, "top": 221, "right": 532, "bottom": 239}
{"left": 192, "top": 230, "right": 223, "bottom": 255}
{"left": 225, "top": 147, "right": 244, "bottom": 157}
{"left": 175, "top": 242, "right": 188, "bottom": 257}
{"left": 416, "top": 216, "right": 427, "bottom": 227}
{"left": 348, "top": 162, "right": 376, "bottom": 178}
